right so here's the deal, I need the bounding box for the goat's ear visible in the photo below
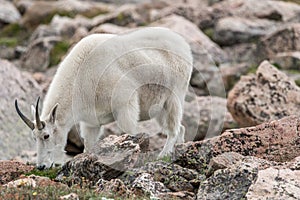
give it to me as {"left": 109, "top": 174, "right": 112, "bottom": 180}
{"left": 31, "top": 105, "right": 35, "bottom": 119}
{"left": 49, "top": 103, "right": 58, "bottom": 124}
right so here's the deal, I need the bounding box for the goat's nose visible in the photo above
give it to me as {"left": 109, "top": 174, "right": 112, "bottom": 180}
{"left": 37, "top": 164, "right": 46, "bottom": 170}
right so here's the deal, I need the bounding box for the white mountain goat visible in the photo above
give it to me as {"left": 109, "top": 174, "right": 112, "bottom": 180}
{"left": 15, "top": 27, "right": 193, "bottom": 170}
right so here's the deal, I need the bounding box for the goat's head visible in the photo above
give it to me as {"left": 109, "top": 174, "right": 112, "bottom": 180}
{"left": 15, "top": 97, "right": 63, "bottom": 170}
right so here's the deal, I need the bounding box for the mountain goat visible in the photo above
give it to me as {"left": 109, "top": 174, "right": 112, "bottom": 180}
{"left": 15, "top": 27, "right": 193, "bottom": 170}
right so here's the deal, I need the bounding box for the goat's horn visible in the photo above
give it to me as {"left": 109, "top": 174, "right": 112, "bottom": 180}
{"left": 35, "top": 97, "right": 44, "bottom": 130}
{"left": 15, "top": 99, "right": 35, "bottom": 130}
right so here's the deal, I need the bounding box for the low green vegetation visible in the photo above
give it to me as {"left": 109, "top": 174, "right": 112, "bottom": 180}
{"left": 0, "top": 23, "right": 31, "bottom": 47}
{"left": 203, "top": 28, "right": 214, "bottom": 40}
{"left": 50, "top": 41, "right": 71, "bottom": 66}
{"left": 25, "top": 167, "right": 61, "bottom": 180}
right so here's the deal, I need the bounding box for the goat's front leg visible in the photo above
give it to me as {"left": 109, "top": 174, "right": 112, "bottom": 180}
{"left": 80, "top": 122, "right": 102, "bottom": 152}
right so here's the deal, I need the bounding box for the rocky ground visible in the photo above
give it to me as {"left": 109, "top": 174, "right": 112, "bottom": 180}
{"left": 1, "top": 0, "right": 300, "bottom": 199}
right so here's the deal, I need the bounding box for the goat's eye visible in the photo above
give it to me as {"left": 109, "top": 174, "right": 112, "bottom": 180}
{"left": 44, "top": 135, "right": 49, "bottom": 140}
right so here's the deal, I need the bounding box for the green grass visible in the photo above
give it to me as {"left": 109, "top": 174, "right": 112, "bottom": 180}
{"left": 0, "top": 23, "right": 31, "bottom": 47}
{"left": 0, "top": 37, "right": 18, "bottom": 47}
{"left": 49, "top": 41, "right": 71, "bottom": 66}
{"left": 25, "top": 167, "right": 61, "bottom": 180}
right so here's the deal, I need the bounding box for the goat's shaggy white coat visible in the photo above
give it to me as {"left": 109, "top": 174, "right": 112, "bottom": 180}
{"left": 34, "top": 27, "right": 192, "bottom": 168}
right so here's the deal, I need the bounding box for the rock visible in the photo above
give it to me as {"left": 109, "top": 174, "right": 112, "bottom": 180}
{"left": 121, "top": 161, "right": 205, "bottom": 193}
{"left": 246, "top": 167, "right": 300, "bottom": 199}
{"left": 90, "top": 23, "right": 131, "bottom": 34}
{"left": 96, "top": 178, "right": 132, "bottom": 198}
{"left": 227, "top": 60, "right": 300, "bottom": 127}
{"left": 50, "top": 15, "right": 91, "bottom": 38}
{"left": 271, "top": 51, "right": 300, "bottom": 70}
{"left": 151, "top": 14, "right": 227, "bottom": 96}
{"left": 223, "top": 43, "right": 257, "bottom": 64}
{"left": 20, "top": 36, "right": 62, "bottom": 71}
{"left": 131, "top": 172, "right": 170, "bottom": 197}
{"left": 201, "top": 0, "right": 300, "bottom": 29}
{"left": 183, "top": 96, "right": 237, "bottom": 141}
{"left": 158, "top": 191, "right": 195, "bottom": 200}
{"left": 21, "top": 0, "right": 112, "bottom": 29}
{"left": 0, "top": 0, "right": 21, "bottom": 25}
{"left": 213, "top": 17, "right": 276, "bottom": 46}
{"left": 220, "top": 62, "right": 253, "bottom": 91}
{"left": 197, "top": 159, "right": 260, "bottom": 200}
{"left": 59, "top": 193, "right": 79, "bottom": 200}
{"left": 57, "top": 133, "right": 149, "bottom": 184}
{"left": 0, "top": 59, "right": 42, "bottom": 160}
{"left": 174, "top": 115, "right": 300, "bottom": 173}
{"left": 91, "top": 4, "right": 144, "bottom": 27}
{"left": 256, "top": 24, "right": 300, "bottom": 63}
{"left": 0, "top": 160, "right": 34, "bottom": 185}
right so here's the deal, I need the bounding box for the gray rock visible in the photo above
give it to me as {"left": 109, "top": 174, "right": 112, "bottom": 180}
{"left": 203, "top": 0, "right": 300, "bottom": 28}
{"left": 223, "top": 43, "right": 257, "bottom": 64}
{"left": 0, "top": 59, "right": 42, "bottom": 160}
{"left": 213, "top": 17, "right": 276, "bottom": 46}
{"left": 246, "top": 167, "right": 300, "bottom": 199}
{"left": 271, "top": 51, "right": 300, "bottom": 70}
{"left": 151, "top": 14, "right": 227, "bottom": 96}
{"left": 20, "top": 36, "right": 61, "bottom": 72}
{"left": 183, "top": 96, "right": 237, "bottom": 141}
{"left": 0, "top": 0, "right": 21, "bottom": 25}
{"left": 21, "top": 0, "right": 112, "bottom": 29}
{"left": 57, "top": 133, "right": 149, "bottom": 184}
{"left": 256, "top": 24, "right": 300, "bottom": 63}
{"left": 197, "top": 160, "right": 259, "bottom": 200}
{"left": 227, "top": 60, "right": 300, "bottom": 127}
{"left": 91, "top": 4, "right": 144, "bottom": 27}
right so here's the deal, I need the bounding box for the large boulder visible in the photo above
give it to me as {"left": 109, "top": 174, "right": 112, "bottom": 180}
{"left": 213, "top": 17, "right": 276, "bottom": 46}
{"left": 227, "top": 60, "right": 300, "bottom": 127}
{"left": 0, "top": 59, "right": 42, "bottom": 160}
{"left": 197, "top": 152, "right": 300, "bottom": 200}
{"left": 57, "top": 133, "right": 149, "bottom": 184}
{"left": 174, "top": 115, "right": 300, "bottom": 173}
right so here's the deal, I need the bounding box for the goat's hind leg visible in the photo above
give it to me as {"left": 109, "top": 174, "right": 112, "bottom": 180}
{"left": 157, "top": 96, "right": 184, "bottom": 158}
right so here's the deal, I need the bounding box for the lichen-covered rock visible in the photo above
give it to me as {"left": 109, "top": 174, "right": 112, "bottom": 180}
{"left": 175, "top": 115, "right": 300, "bottom": 174}
{"left": 256, "top": 24, "right": 300, "bottom": 63}
{"left": 121, "top": 161, "right": 205, "bottom": 194}
{"left": 131, "top": 172, "right": 170, "bottom": 197}
{"left": 183, "top": 96, "right": 237, "bottom": 141}
{"left": 57, "top": 133, "right": 149, "bottom": 184}
{"left": 0, "top": 0, "right": 21, "bottom": 25}
{"left": 0, "top": 161, "right": 34, "bottom": 185}
{"left": 213, "top": 17, "right": 276, "bottom": 46}
{"left": 96, "top": 178, "right": 132, "bottom": 198}
{"left": 0, "top": 59, "right": 42, "bottom": 160}
{"left": 246, "top": 167, "right": 300, "bottom": 199}
{"left": 197, "top": 160, "right": 259, "bottom": 200}
{"left": 227, "top": 60, "right": 300, "bottom": 127}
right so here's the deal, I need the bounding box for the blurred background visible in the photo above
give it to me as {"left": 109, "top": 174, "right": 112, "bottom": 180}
{"left": 1, "top": 0, "right": 300, "bottom": 162}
